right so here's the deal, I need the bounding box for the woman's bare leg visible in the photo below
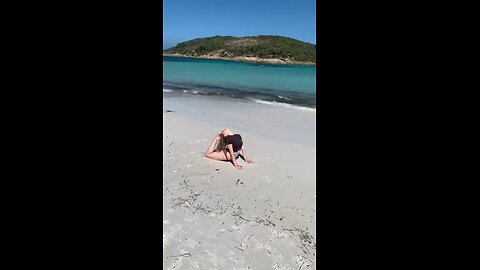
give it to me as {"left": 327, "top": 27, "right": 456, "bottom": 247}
{"left": 206, "top": 150, "right": 231, "bottom": 161}
{"left": 205, "top": 133, "right": 229, "bottom": 161}
{"left": 206, "top": 134, "right": 220, "bottom": 155}
{"left": 205, "top": 129, "right": 237, "bottom": 161}
{"left": 222, "top": 128, "right": 234, "bottom": 136}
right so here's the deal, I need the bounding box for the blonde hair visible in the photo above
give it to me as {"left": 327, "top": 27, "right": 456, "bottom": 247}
{"left": 215, "top": 134, "right": 226, "bottom": 152}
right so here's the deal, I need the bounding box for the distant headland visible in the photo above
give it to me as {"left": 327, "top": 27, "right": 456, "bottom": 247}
{"left": 163, "top": 35, "right": 316, "bottom": 66}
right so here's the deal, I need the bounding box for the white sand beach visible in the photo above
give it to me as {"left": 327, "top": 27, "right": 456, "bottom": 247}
{"left": 163, "top": 93, "right": 316, "bottom": 269}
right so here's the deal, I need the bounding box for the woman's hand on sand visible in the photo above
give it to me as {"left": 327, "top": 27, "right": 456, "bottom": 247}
{"left": 235, "top": 164, "right": 243, "bottom": 170}
{"left": 245, "top": 159, "right": 254, "bottom": 163}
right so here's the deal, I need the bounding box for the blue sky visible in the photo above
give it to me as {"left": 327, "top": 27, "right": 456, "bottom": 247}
{"left": 163, "top": 0, "right": 316, "bottom": 49}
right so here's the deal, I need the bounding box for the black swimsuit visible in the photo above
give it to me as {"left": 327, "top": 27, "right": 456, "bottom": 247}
{"left": 224, "top": 134, "right": 243, "bottom": 152}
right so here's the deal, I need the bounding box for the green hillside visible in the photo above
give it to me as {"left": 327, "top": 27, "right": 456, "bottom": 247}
{"left": 164, "top": 35, "right": 316, "bottom": 63}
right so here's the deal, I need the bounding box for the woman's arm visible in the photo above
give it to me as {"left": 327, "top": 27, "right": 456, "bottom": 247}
{"left": 227, "top": 145, "right": 243, "bottom": 170}
{"left": 241, "top": 145, "right": 254, "bottom": 163}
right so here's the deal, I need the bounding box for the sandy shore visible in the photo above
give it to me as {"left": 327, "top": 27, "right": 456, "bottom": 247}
{"left": 164, "top": 53, "right": 316, "bottom": 66}
{"left": 163, "top": 93, "right": 316, "bottom": 269}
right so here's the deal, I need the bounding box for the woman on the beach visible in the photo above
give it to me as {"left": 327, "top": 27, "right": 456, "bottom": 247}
{"left": 205, "top": 128, "right": 254, "bottom": 170}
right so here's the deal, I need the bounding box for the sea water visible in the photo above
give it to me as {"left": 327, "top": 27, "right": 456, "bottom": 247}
{"left": 163, "top": 56, "right": 316, "bottom": 109}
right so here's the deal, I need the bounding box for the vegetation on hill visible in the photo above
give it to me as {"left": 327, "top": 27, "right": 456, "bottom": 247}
{"left": 163, "top": 35, "right": 316, "bottom": 64}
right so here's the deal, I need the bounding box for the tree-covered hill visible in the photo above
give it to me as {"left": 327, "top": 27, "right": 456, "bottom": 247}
{"left": 163, "top": 35, "right": 316, "bottom": 64}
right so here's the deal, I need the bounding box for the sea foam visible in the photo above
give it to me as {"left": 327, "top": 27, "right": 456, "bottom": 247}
{"left": 250, "top": 99, "right": 316, "bottom": 112}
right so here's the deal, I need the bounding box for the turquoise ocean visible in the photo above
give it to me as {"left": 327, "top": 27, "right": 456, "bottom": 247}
{"left": 163, "top": 56, "right": 316, "bottom": 109}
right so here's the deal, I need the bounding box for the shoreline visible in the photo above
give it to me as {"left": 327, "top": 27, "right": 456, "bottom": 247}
{"left": 163, "top": 85, "right": 317, "bottom": 111}
{"left": 163, "top": 53, "right": 316, "bottom": 66}
{"left": 163, "top": 93, "right": 316, "bottom": 144}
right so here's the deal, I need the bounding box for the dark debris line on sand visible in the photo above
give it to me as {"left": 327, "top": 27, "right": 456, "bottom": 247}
{"left": 164, "top": 166, "right": 316, "bottom": 268}
{"left": 167, "top": 253, "right": 192, "bottom": 259}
